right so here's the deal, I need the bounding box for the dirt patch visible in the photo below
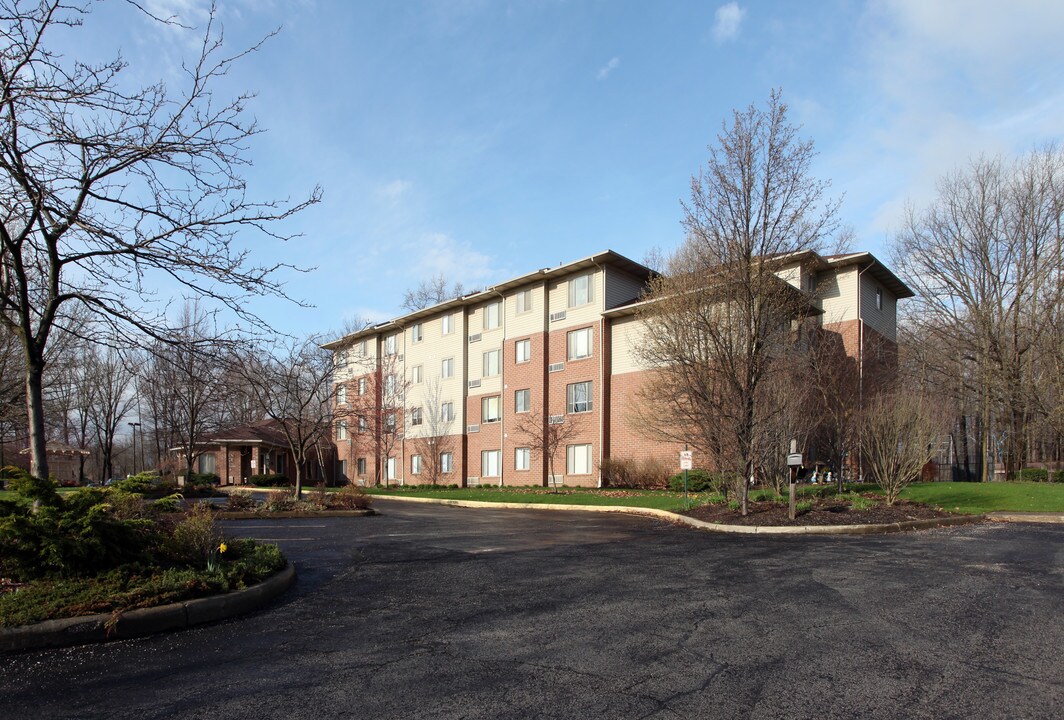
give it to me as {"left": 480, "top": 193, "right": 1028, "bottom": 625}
{"left": 681, "top": 497, "right": 962, "bottom": 526}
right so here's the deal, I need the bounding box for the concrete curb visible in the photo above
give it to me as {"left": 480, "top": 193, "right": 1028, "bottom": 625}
{"left": 987, "top": 511, "right": 1064, "bottom": 524}
{"left": 216, "top": 509, "right": 376, "bottom": 520}
{"left": 370, "top": 494, "right": 987, "bottom": 535}
{"left": 0, "top": 562, "right": 296, "bottom": 654}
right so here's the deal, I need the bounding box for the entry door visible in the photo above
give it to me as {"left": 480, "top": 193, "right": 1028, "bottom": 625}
{"left": 386, "top": 457, "right": 396, "bottom": 481}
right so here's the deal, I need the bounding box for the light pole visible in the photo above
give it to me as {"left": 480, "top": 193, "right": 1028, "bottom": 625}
{"left": 128, "top": 422, "right": 141, "bottom": 475}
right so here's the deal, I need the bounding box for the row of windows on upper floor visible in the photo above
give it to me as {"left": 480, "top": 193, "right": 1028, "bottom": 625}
{"left": 335, "top": 380, "right": 593, "bottom": 441}
{"left": 335, "top": 327, "right": 594, "bottom": 405}
{"left": 340, "top": 442, "right": 594, "bottom": 480}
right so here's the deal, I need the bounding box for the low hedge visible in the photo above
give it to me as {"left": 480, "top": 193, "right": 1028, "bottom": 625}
{"left": 247, "top": 473, "right": 290, "bottom": 487}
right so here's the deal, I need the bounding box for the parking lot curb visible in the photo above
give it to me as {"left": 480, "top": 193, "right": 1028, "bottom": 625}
{"left": 986, "top": 511, "right": 1064, "bottom": 524}
{"left": 370, "top": 494, "right": 986, "bottom": 535}
{"left": 0, "top": 562, "right": 296, "bottom": 654}
{"left": 215, "top": 509, "right": 376, "bottom": 519}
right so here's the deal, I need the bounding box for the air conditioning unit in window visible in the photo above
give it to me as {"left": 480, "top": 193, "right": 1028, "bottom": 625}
{"left": 469, "top": 333, "right": 482, "bottom": 343}
{"left": 467, "top": 424, "right": 480, "bottom": 433}
{"left": 548, "top": 362, "right": 565, "bottom": 373}
{"left": 468, "top": 379, "right": 481, "bottom": 388}
{"left": 396, "top": 354, "right": 404, "bottom": 361}
{"left": 548, "top": 415, "right": 564, "bottom": 424}
{"left": 549, "top": 311, "right": 566, "bottom": 322}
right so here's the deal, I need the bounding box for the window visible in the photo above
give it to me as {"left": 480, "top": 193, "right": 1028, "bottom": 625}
{"left": 385, "top": 335, "right": 397, "bottom": 356}
{"left": 386, "top": 457, "right": 396, "bottom": 480}
{"left": 358, "top": 415, "right": 367, "bottom": 433}
{"left": 875, "top": 287, "right": 883, "bottom": 311}
{"left": 482, "top": 449, "right": 501, "bottom": 477}
{"left": 411, "top": 323, "right": 423, "bottom": 343}
{"left": 384, "top": 374, "right": 396, "bottom": 396}
{"left": 358, "top": 377, "right": 367, "bottom": 395}
{"left": 567, "top": 444, "right": 592, "bottom": 475}
{"left": 357, "top": 457, "right": 367, "bottom": 475}
{"left": 516, "top": 289, "right": 532, "bottom": 314}
{"left": 442, "top": 313, "right": 454, "bottom": 335}
{"left": 385, "top": 412, "right": 396, "bottom": 432}
{"left": 338, "top": 459, "right": 347, "bottom": 480}
{"left": 441, "top": 452, "right": 453, "bottom": 473}
{"left": 515, "top": 338, "right": 531, "bottom": 363}
{"left": 337, "top": 384, "right": 347, "bottom": 405}
{"left": 442, "top": 357, "right": 454, "bottom": 379}
{"left": 482, "top": 395, "right": 500, "bottom": 422}
{"left": 483, "top": 349, "right": 501, "bottom": 377}
{"left": 441, "top": 401, "right": 454, "bottom": 422}
{"left": 484, "top": 301, "right": 501, "bottom": 330}
{"left": 411, "top": 407, "right": 423, "bottom": 426}
{"left": 411, "top": 455, "right": 422, "bottom": 474}
{"left": 567, "top": 327, "right": 592, "bottom": 360}
{"left": 336, "top": 350, "right": 348, "bottom": 368}
{"left": 198, "top": 453, "right": 216, "bottom": 475}
{"left": 515, "top": 447, "right": 530, "bottom": 471}
{"left": 515, "top": 389, "right": 530, "bottom": 413}
{"left": 336, "top": 420, "right": 348, "bottom": 441}
{"left": 411, "top": 365, "right": 423, "bottom": 384}
{"left": 808, "top": 273, "right": 818, "bottom": 293}
{"left": 568, "top": 273, "right": 592, "bottom": 307}
{"left": 567, "top": 381, "right": 592, "bottom": 413}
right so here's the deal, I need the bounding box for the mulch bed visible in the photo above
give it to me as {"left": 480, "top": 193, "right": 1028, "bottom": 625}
{"left": 681, "top": 497, "right": 958, "bottom": 526}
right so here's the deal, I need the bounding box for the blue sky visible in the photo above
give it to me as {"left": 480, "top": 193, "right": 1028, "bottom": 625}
{"left": 64, "top": 0, "right": 1064, "bottom": 337}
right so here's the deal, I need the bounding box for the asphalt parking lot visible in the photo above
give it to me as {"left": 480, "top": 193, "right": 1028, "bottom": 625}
{"left": 2, "top": 500, "right": 1063, "bottom": 719}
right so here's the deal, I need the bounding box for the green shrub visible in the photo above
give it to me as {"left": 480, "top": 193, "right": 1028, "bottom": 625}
{"left": 848, "top": 493, "right": 877, "bottom": 511}
{"left": 7, "top": 471, "right": 60, "bottom": 507}
{"left": 668, "top": 469, "right": 715, "bottom": 493}
{"left": 248, "top": 473, "right": 289, "bottom": 487}
{"left": 186, "top": 472, "right": 220, "bottom": 487}
{"left": 1052, "top": 470, "right": 1064, "bottom": 484}
{"left": 168, "top": 502, "right": 222, "bottom": 568}
{"left": 151, "top": 493, "right": 184, "bottom": 513}
{"left": 795, "top": 500, "right": 814, "bottom": 515}
{"left": 1016, "top": 468, "right": 1049, "bottom": 483}
{"left": 115, "top": 472, "right": 160, "bottom": 495}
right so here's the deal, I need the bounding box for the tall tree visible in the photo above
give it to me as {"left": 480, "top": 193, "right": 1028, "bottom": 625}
{"left": 409, "top": 376, "right": 456, "bottom": 487}
{"left": 635, "top": 90, "right": 839, "bottom": 514}
{"left": 0, "top": 1, "right": 319, "bottom": 478}
{"left": 84, "top": 346, "right": 136, "bottom": 483}
{"left": 401, "top": 274, "right": 467, "bottom": 312}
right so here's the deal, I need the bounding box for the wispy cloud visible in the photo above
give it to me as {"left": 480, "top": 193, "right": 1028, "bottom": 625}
{"left": 712, "top": 2, "right": 746, "bottom": 43}
{"left": 407, "top": 232, "right": 502, "bottom": 290}
{"left": 596, "top": 56, "right": 621, "bottom": 80}
{"left": 377, "top": 179, "right": 413, "bottom": 203}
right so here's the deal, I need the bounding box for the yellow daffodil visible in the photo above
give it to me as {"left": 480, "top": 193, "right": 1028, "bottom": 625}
{"left": 218, "top": 542, "right": 228, "bottom": 554}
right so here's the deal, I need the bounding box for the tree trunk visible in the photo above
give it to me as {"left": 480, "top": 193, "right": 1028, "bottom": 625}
{"left": 26, "top": 359, "right": 49, "bottom": 479}
{"left": 294, "top": 459, "right": 303, "bottom": 499}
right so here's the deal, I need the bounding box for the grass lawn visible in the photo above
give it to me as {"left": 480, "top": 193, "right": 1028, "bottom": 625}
{"left": 367, "top": 486, "right": 697, "bottom": 511}
{"left": 897, "top": 482, "right": 1064, "bottom": 514}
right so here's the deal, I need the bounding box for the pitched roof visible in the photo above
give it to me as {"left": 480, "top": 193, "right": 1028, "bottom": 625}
{"left": 200, "top": 419, "right": 292, "bottom": 446}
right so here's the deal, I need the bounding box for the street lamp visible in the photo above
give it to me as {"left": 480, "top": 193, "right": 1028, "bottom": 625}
{"left": 128, "top": 422, "right": 141, "bottom": 475}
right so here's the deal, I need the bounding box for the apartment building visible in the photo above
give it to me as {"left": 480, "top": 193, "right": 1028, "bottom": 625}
{"left": 324, "top": 249, "right": 912, "bottom": 487}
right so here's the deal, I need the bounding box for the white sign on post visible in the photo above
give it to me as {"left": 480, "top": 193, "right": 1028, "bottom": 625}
{"left": 679, "top": 451, "right": 694, "bottom": 470}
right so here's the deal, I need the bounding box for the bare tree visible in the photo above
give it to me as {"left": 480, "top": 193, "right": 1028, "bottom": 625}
{"left": 401, "top": 274, "right": 466, "bottom": 312}
{"left": 514, "top": 407, "right": 586, "bottom": 491}
{"left": 409, "top": 376, "right": 455, "bottom": 486}
{"left": 237, "top": 336, "right": 335, "bottom": 498}
{"left": 0, "top": 1, "right": 320, "bottom": 479}
{"left": 636, "top": 90, "right": 839, "bottom": 515}
{"left": 862, "top": 390, "right": 948, "bottom": 504}
{"left": 84, "top": 346, "right": 136, "bottom": 483}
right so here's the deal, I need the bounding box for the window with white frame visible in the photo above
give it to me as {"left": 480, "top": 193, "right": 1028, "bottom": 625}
{"left": 337, "top": 384, "right": 347, "bottom": 405}
{"left": 356, "top": 339, "right": 367, "bottom": 356}
{"left": 484, "top": 301, "right": 501, "bottom": 330}
{"left": 358, "top": 415, "right": 367, "bottom": 433}
{"left": 876, "top": 287, "right": 883, "bottom": 311}
{"left": 483, "top": 349, "right": 501, "bottom": 377}
{"left": 442, "top": 357, "right": 454, "bottom": 379}
{"left": 411, "top": 365, "right": 423, "bottom": 384}
{"left": 441, "top": 313, "right": 454, "bottom": 335}
{"left": 386, "top": 457, "right": 396, "bottom": 480}
{"left": 385, "top": 335, "right": 397, "bottom": 356}
{"left": 411, "top": 455, "right": 422, "bottom": 474}
{"left": 441, "top": 401, "right": 454, "bottom": 422}
{"left": 567, "top": 381, "right": 592, "bottom": 413}
{"left": 411, "top": 323, "right": 423, "bottom": 343}
{"left": 336, "top": 350, "right": 348, "bottom": 368}
{"left": 198, "top": 453, "right": 216, "bottom": 475}
{"left": 384, "top": 374, "right": 396, "bottom": 396}
{"left": 567, "top": 444, "right": 592, "bottom": 475}
{"left": 358, "top": 377, "right": 367, "bottom": 395}
{"left": 336, "top": 420, "right": 348, "bottom": 441}
{"left": 357, "top": 457, "right": 366, "bottom": 475}
{"left": 515, "top": 447, "right": 530, "bottom": 471}
{"left": 516, "top": 289, "right": 532, "bottom": 314}
{"left": 568, "top": 273, "right": 592, "bottom": 308}
{"left": 482, "top": 449, "right": 501, "bottom": 477}
{"left": 567, "top": 327, "right": 592, "bottom": 360}
{"left": 515, "top": 338, "right": 531, "bottom": 363}
{"left": 515, "top": 389, "right": 530, "bottom": 413}
{"left": 482, "top": 395, "right": 500, "bottom": 422}
{"left": 441, "top": 452, "right": 453, "bottom": 474}
{"left": 411, "top": 407, "right": 423, "bottom": 426}
{"left": 385, "top": 412, "right": 396, "bottom": 432}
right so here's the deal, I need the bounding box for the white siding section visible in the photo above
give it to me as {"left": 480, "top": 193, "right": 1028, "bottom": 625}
{"left": 404, "top": 311, "right": 466, "bottom": 438}
{"left": 774, "top": 264, "right": 802, "bottom": 289}
{"left": 610, "top": 315, "right": 654, "bottom": 375}
{"left": 818, "top": 266, "right": 859, "bottom": 325}
{"left": 604, "top": 267, "right": 647, "bottom": 310}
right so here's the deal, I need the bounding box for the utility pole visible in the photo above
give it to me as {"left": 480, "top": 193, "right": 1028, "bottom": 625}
{"left": 128, "top": 422, "right": 141, "bottom": 475}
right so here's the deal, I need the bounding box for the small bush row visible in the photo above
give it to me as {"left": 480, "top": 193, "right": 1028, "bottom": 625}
{"left": 599, "top": 458, "right": 672, "bottom": 490}
{"left": 1014, "top": 468, "right": 1064, "bottom": 483}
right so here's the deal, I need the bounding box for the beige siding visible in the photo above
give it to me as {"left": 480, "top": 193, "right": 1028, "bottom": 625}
{"left": 860, "top": 275, "right": 898, "bottom": 342}
{"left": 818, "top": 266, "right": 859, "bottom": 325}
{"left": 507, "top": 282, "right": 547, "bottom": 338}
{"left": 404, "top": 311, "right": 467, "bottom": 438}
{"left": 610, "top": 315, "right": 654, "bottom": 375}
{"left": 604, "top": 267, "right": 647, "bottom": 310}
{"left": 774, "top": 264, "right": 803, "bottom": 289}
{"left": 546, "top": 268, "right": 602, "bottom": 331}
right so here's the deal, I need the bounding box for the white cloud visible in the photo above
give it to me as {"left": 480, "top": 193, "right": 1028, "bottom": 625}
{"left": 712, "top": 2, "right": 746, "bottom": 43}
{"left": 377, "top": 179, "right": 413, "bottom": 203}
{"left": 406, "top": 233, "right": 501, "bottom": 290}
{"left": 596, "top": 57, "right": 621, "bottom": 80}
